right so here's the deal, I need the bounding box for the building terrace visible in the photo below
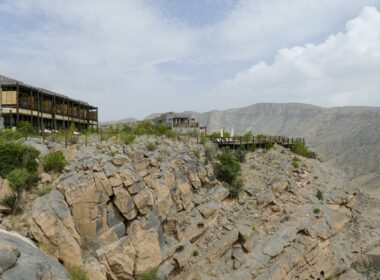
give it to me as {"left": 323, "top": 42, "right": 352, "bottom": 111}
{"left": 0, "top": 75, "right": 98, "bottom": 131}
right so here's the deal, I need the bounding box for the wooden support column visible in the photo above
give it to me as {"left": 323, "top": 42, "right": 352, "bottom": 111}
{"left": 53, "top": 95, "right": 57, "bottom": 131}
{"left": 16, "top": 83, "right": 20, "bottom": 126}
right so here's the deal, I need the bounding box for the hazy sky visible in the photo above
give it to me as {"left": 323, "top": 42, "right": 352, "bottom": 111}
{"left": 1, "top": 0, "right": 380, "bottom": 121}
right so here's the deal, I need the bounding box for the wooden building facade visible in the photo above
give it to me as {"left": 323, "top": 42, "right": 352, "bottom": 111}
{"left": 0, "top": 75, "right": 98, "bottom": 131}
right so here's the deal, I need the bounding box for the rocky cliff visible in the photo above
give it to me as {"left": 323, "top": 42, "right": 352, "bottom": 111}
{"left": 14, "top": 136, "right": 376, "bottom": 279}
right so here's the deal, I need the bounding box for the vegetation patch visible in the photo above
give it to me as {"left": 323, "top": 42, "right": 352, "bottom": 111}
{"left": 146, "top": 142, "right": 157, "bottom": 152}
{"left": 290, "top": 141, "right": 317, "bottom": 159}
{"left": 316, "top": 190, "right": 323, "bottom": 201}
{"left": 43, "top": 151, "right": 67, "bottom": 172}
{"left": 68, "top": 266, "right": 89, "bottom": 280}
{"left": 0, "top": 141, "right": 39, "bottom": 178}
{"left": 137, "top": 269, "right": 158, "bottom": 280}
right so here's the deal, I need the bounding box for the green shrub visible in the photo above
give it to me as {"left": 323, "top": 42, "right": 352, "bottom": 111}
{"left": 43, "top": 151, "right": 67, "bottom": 172}
{"left": 146, "top": 142, "right": 157, "bottom": 152}
{"left": 234, "top": 149, "right": 246, "bottom": 163}
{"left": 313, "top": 208, "right": 320, "bottom": 214}
{"left": 293, "top": 156, "right": 300, "bottom": 162}
{"left": 242, "top": 131, "right": 253, "bottom": 142}
{"left": 137, "top": 269, "right": 158, "bottom": 280}
{"left": 316, "top": 190, "right": 323, "bottom": 201}
{"left": 1, "top": 194, "right": 22, "bottom": 214}
{"left": 121, "top": 133, "right": 136, "bottom": 145}
{"left": 0, "top": 129, "right": 23, "bottom": 141}
{"left": 228, "top": 179, "right": 244, "bottom": 198}
{"left": 68, "top": 266, "right": 89, "bottom": 280}
{"left": 200, "top": 135, "right": 206, "bottom": 145}
{"left": 204, "top": 145, "right": 217, "bottom": 163}
{"left": 17, "top": 121, "right": 36, "bottom": 139}
{"left": 290, "top": 141, "right": 317, "bottom": 159}
{"left": 110, "top": 151, "right": 117, "bottom": 157}
{"left": 0, "top": 141, "right": 40, "bottom": 177}
{"left": 265, "top": 141, "right": 274, "bottom": 150}
{"left": 7, "top": 168, "right": 32, "bottom": 193}
{"left": 215, "top": 149, "right": 241, "bottom": 185}
{"left": 292, "top": 161, "right": 299, "bottom": 168}
{"left": 193, "top": 150, "right": 200, "bottom": 159}
{"left": 193, "top": 250, "right": 199, "bottom": 257}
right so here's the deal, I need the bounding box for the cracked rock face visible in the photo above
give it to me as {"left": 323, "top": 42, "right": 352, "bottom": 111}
{"left": 26, "top": 138, "right": 364, "bottom": 279}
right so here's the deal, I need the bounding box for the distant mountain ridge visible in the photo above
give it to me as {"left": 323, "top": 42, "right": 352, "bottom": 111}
{"left": 195, "top": 103, "right": 380, "bottom": 178}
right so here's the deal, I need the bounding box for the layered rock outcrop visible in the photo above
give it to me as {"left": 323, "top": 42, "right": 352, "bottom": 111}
{"left": 26, "top": 138, "right": 362, "bottom": 279}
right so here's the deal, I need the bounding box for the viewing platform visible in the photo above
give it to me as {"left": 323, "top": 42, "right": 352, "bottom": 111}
{"left": 212, "top": 136, "right": 305, "bottom": 149}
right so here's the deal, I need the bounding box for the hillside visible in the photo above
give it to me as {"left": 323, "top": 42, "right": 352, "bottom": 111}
{"left": 195, "top": 103, "right": 380, "bottom": 178}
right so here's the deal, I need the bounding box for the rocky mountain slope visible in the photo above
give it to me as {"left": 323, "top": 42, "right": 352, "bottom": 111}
{"left": 195, "top": 103, "right": 380, "bottom": 178}
{"left": 0, "top": 136, "right": 375, "bottom": 279}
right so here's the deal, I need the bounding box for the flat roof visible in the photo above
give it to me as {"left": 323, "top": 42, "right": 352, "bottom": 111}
{"left": 0, "top": 74, "right": 97, "bottom": 109}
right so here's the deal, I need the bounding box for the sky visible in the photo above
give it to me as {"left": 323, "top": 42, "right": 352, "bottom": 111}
{"left": 0, "top": 0, "right": 380, "bottom": 121}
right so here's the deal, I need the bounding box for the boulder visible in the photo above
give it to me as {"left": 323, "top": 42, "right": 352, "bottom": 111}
{"left": 174, "top": 241, "right": 194, "bottom": 268}
{"left": 119, "top": 168, "right": 140, "bottom": 187}
{"left": 0, "top": 229, "right": 68, "bottom": 280}
{"left": 84, "top": 257, "right": 107, "bottom": 280}
{"left": 128, "top": 214, "right": 164, "bottom": 274}
{"left": 29, "top": 190, "right": 83, "bottom": 267}
{"left": 0, "top": 179, "right": 13, "bottom": 201}
{"left": 198, "top": 201, "right": 219, "bottom": 218}
{"left": 113, "top": 186, "right": 138, "bottom": 220}
{"left": 132, "top": 187, "right": 155, "bottom": 215}
{"left": 97, "top": 236, "right": 136, "bottom": 279}
{"left": 208, "top": 229, "right": 239, "bottom": 262}
{"left": 111, "top": 155, "right": 129, "bottom": 166}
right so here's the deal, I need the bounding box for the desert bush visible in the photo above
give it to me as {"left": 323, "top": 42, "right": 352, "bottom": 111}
{"left": 290, "top": 141, "right": 317, "bottom": 159}
{"left": 0, "top": 141, "right": 39, "bottom": 178}
{"left": 316, "top": 190, "right": 323, "bottom": 200}
{"left": 209, "top": 131, "right": 220, "bottom": 141}
{"left": 146, "top": 142, "right": 157, "bottom": 152}
{"left": 1, "top": 194, "right": 22, "bottom": 214}
{"left": 292, "top": 161, "right": 299, "bottom": 168}
{"left": 234, "top": 149, "right": 246, "bottom": 163}
{"left": 228, "top": 179, "right": 244, "bottom": 198}
{"left": 137, "top": 269, "right": 158, "bottom": 280}
{"left": 265, "top": 141, "right": 274, "bottom": 150}
{"left": 193, "top": 250, "right": 199, "bottom": 257}
{"left": 43, "top": 151, "right": 67, "bottom": 172}
{"left": 7, "top": 168, "right": 32, "bottom": 193}
{"left": 242, "top": 131, "right": 253, "bottom": 142}
{"left": 0, "top": 129, "right": 23, "bottom": 141}
{"left": 17, "top": 121, "right": 36, "bottom": 139}
{"left": 200, "top": 135, "right": 207, "bottom": 145}
{"left": 215, "top": 149, "right": 241, "bottom": 185}
{"left": 193, "top": 150, "right": 200, "bottom": 159}
{"left": 204, "top": 144, "right": 217, "bottom": 163}
{"left": 68, "top": 266, "right": 89, "bottom": 280}
{"left": 121, "top": 133, "right": 136, "bottom": 145}
{"left": 313, "top": 208, "right": 320, "bottom": 214}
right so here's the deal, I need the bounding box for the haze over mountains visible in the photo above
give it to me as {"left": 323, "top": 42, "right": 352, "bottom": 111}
{"left": 113, "top": 103, "right": 380, "bottom": 178}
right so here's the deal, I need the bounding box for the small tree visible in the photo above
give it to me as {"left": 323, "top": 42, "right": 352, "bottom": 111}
{"left": 242, "top": 131, "right": 253, "bottom": 142}
{"left": 121, "top": 133, "right": 136, "bottom": 145}
{"left": 43, "top": 151, "right": 67, "bottom": 172}
{"left": 0, "top": 141, "right": 40, "bottom": 178}
{"left": 6, "top": 168, "right": 32, "bottom": 213}
{"left": 215, "top": 149, "right": 241, "bottom": 185}
{"left": 17, "top": 121, "right": 36, "bottom": 139}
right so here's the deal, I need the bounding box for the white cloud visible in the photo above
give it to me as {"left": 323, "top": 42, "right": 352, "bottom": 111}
{"left": 0, "top": 1, "right": 379, "bottom": 120}
{"left": 212, "top": 6, "right": 380, "bottom": 108}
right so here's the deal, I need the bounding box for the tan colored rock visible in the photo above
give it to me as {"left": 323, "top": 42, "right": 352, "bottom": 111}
{"left": 172, "top": 176, "right": 193, "bottom": 211}
{"left": 198, "top": 201, "right": 219, "bottom": 218}
{"left": 40, "top": 173, "right": 52, "bottom": 184}
{"left": 84, "top": 257, "right": 107, "bottom": 280}
{"left": 29, "top": 190, "right": 83, "bottom": 267}
{"left": 174, "top": 241, "right": 194, "bottom": 268}
{"left": 208, "top": 229, "right": 239, "bottom": 262}
{"left": 133, "top": 158, "right": 150, "bottom": 171}
{"left": 129, "top": 220, "right": 163, "bottom": 274}
{"left": 97, "top": 236, "right": 135, "bottom": 279}
{"left": 119, "top": 168, "right": 140, "bottom": 187}
{"left": 94, "top": 172, "right": 113, "bottom": 197}
{"left": 113, "top": 186, "right": 137, "bottom": 220}
{"left": 111, "top": 155, "right": 128, "bottom": 166}
{"left": 109, "top": 175, "right": 123, "bottom": 187}
{"left": 0, "top": 179, "right": 13, "bottom": 201}
{"left": 132, "top": 187, "right": 155, "bottom": 215}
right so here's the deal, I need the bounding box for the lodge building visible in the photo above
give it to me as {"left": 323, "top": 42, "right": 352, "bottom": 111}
{"left": 0, "top": 75, "right": 98, "bottom": 131}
